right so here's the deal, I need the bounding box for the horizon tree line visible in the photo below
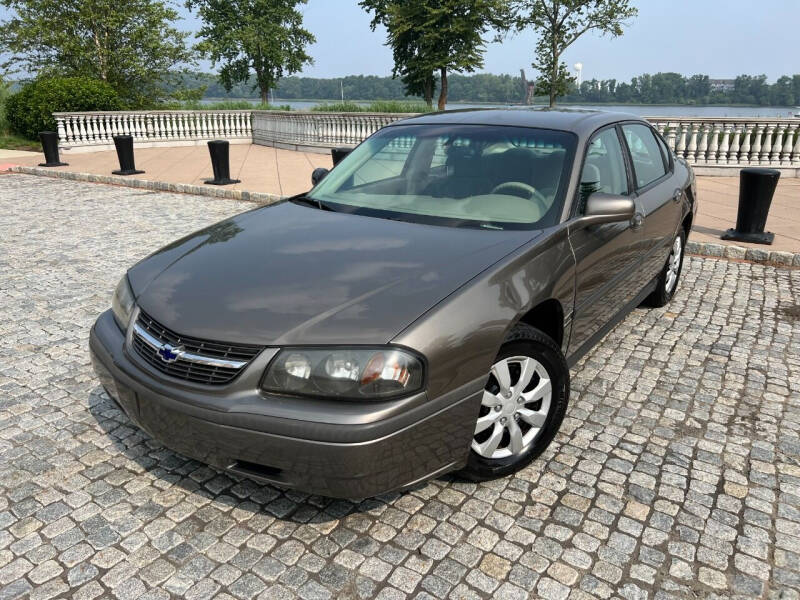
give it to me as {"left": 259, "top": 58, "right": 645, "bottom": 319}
{"left": 169, "top": 71, "right": 800, "bottom": 108}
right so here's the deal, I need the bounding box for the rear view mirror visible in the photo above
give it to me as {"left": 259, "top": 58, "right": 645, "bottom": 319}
{"left": 311, "top": 167, "right": 329, "bottom": 186}
{"left": 581, "top": 193, "right": 635, "bottom": 226}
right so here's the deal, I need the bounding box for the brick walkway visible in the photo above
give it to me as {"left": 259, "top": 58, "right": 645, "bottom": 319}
{"left": 8, "top": 144, "right": 800, "bottom": 253}
{"left": 1, "top": 174, "right": 799, "bottom": 599}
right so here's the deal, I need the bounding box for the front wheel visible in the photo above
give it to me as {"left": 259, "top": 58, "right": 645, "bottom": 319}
{"left": 459, "top": 324, "right": 569, "bottom": 481}
{"left": 645, "top": 228, "right": 686, "bottom": 307}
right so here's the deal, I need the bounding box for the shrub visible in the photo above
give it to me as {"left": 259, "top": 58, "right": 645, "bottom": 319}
{"left": 0, "top": 78, "right": 10, "bottom": 133}
{"left": 5, "top": 76, "right": 122, "bottom": 140}
{"left": 311, "top": 100, "right": 430, "bottom": 113}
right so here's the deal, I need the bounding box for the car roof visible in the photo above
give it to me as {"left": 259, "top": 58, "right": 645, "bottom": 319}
{"left": 386, "top": 107, "right": 645, "bottom": 137}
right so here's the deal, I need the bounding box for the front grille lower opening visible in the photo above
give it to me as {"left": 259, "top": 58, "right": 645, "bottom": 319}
{"left": 230, "top": 460, "right": 283, "bottom": 480}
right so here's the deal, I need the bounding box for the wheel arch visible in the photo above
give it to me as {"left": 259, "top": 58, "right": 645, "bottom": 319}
{"left": 515, "top": 298, "right": 565, "bottom": 348}
{"left": 682, "top": 179, "right": 695, "bottom": 238}
{"left": 682, "top": 210, "right": 694, "bottom": 240}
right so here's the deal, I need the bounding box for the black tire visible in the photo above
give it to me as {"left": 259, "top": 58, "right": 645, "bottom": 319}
{"left": 458, "top": 323, "right": 569, "bottom": 482}
{"left": 645, "top": 228, "right": 687, "bottom": 308}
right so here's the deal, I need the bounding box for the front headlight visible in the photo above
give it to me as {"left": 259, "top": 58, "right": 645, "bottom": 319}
{"left": 261, "top": 347, "right": 424, "bottom": 400}
{"left": 111, "top": 275, "right": 135, "bottom": 331}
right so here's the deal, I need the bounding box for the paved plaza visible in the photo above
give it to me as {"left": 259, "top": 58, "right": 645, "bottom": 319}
{"left": 1, "top": 173, "right": 799, "bottom": 600}
{"left": 7, "top": 144, "right": 800, "bottom": 253}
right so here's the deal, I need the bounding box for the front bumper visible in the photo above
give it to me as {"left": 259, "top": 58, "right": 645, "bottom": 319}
{"left": 89, "top": 310, "right": 481, "bottom": 498}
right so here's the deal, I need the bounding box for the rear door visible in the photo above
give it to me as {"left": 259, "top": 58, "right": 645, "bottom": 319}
{"left": 567, "top": 125, "right": 645, "bottom": 354}
{"left": 620, "top": 123, "right": 681, "bottom": 282}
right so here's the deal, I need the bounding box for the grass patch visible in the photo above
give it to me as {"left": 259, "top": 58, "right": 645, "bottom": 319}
{"left": 0, "top": 132, "right": 41, "bottom": 151}
{"left": 161, "top": 99, "right": 292, "bottom": 111}
{"left": 311, "top": 100, "right": 430, "bottom": 113}
{"left": 311, "top": 101, "right": 364, "bottom": 112}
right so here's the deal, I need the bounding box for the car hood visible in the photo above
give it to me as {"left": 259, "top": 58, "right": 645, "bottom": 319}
{"left": 128, "top": 201, "right": 538, "bottom": 346}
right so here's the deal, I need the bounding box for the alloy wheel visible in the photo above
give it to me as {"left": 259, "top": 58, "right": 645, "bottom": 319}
{"left": 665, "top": 235, "right": 683, "bottom": 293}
{"left": 471, "top": 355, "right": 552, "bottom": 460}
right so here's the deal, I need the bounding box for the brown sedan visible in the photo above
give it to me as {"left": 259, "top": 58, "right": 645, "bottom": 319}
{"left": 90, "top": 109, "right": 697, "bottom": 498}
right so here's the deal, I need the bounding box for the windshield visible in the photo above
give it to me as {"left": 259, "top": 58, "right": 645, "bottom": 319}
{"left": 307, "top": 124, "right": 577, "bottom": 230}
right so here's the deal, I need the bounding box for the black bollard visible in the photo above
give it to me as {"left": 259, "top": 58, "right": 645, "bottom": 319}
{"left": 204, "top": 140, "right": 240, "bottom": 185}
{"left": 311, "top": 167, "right": 329, "bottom": 186}
{"left": 38, "top": 131, "right": 68, "bottom": 167}
{"left": 112, "top": 135, "right": 144, "bottom": 176}
{"left": 331, "top": 146, "right": 353, "bottom": 167}
{"left": 721, "top": 167, "right": 780, "bottom": 245}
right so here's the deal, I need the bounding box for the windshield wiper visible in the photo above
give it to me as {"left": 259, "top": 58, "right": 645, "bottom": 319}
{"left": 290, "top": 195, "right": 337, "bottom": 211}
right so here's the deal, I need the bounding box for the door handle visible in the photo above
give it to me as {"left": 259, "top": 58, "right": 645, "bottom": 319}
{"left": 672, "top": 189, "right": 682, "bottom": 202}
{"left": 631, "top": 213, "right": 644, "bottom": 229}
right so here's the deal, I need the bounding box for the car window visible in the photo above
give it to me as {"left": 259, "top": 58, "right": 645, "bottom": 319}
{"left": 309, "top": 124, "right": 577, "bottom": 230}
{"left": 350, "top": 136, "right": 414, "bottom": 186}
{"left": 622, "top": 124, "right": 668, "bottom": 188}
{"left": 655, "top": 133, "right": 672, "bottom": 169}
{"left": 579, "top": 127, "right": 629, "bottom": 212}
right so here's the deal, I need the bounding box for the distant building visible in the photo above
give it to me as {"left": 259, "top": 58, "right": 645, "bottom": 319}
{"left": 709, "top": 79, "right": 735, "bottom": 92}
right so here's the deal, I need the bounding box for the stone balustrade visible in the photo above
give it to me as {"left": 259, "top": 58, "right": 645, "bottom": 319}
{"left": 55, "top": 110, "right": 252, "bottom": 153}
{"left": 54, "top": 109, "right": 800, "bottom": 175}
{"left": 251, "top": 110, "right": 412, "bottom": 151}
{"left": 646, "top": 117, "right": 800, "bottom": 174}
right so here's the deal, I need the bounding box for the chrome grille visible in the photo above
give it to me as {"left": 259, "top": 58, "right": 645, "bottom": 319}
{"left": 131, "top": 310, "right": 262, "bottom": 385}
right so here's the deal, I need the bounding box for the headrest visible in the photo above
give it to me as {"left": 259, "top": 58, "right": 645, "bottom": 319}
{"left": 582, "top": 163, "right": 601, "bottom": 184}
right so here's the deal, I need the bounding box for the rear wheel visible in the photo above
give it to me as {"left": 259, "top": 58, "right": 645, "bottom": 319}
{"left": 645, "top": 228, "right": 686, "bottom": 307}
{"left": 459, "top": 324, "right": 569, "bottom": 481}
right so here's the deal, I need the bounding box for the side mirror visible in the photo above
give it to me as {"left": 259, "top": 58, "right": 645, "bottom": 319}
{"left": 579, "top": 193, "right": 635, "bottom": 226}
{"left": 311, "top": 167, "right": 329, "bottom": 186}
{"left": 331, "top": 146, "right": 353, "bottom": 167}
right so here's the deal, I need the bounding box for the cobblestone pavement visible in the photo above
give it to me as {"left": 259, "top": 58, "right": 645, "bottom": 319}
{"left": 2, "top": 173, "right": 799, "bottom": 600}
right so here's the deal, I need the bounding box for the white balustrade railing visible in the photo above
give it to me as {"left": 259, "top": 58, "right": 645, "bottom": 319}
{"left": 251, "top": 110, "right": 413, "bottom": 149}
{"left": 54, "top": 110, "right": 252, "bottom": 151}
{"left": 646, "top": 117, "right": 800, "bottom": 169}
{"left": 53, "top": 109, "right": 800, "bottom": 173}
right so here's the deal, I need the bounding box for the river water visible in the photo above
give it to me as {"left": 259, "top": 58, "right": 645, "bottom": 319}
{"left": 210, "top": 98, "right": 799, "bottom": 118}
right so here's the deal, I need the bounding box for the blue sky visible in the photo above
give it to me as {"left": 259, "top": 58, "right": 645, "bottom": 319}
{"left": 3, "top": 0, "right": 799, "bottom": 81}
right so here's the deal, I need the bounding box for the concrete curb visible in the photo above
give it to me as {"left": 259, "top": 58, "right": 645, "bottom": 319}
{"left": 6, "top": 165, "right": 284, "bottom": 206}
{"left": 686, "top": 240, "right": 800, "bottom": 267}
{"left": 6, "top": 164, "right": 799, "bottom": 267}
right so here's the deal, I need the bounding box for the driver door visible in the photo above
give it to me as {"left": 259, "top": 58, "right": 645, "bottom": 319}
{"left": 568, "top": 125, "right": 646, "bottom": 354}
{"left": 620, "top": 123, "right": 681, "bottom": 281}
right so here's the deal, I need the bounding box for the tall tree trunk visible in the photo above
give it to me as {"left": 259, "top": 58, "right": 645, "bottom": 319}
{"left": 550, "top": 49, "right": 558, "bottom": 108}
{"left": 93, "top": 30, "right": 107, "bottom": 80}
{"left": 260, "top": 87, "right": 269, "bottom": 104}
{"left": 423, "top": 75, "right": 433, "bottom": 109}
{"left": 438, "top": 67, "right": 448, "bottom": 111}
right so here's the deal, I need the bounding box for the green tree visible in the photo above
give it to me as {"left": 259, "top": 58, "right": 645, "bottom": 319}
{"left": 732, "top": 74, "right": 769, "bottom": 105}
{"left": 792, "top": 75, "right": 800, "bottom": 106}
{"left": 188, "top": 0, "right": 315, "bottom": 104}
{"left": 360, "top": 0, "right": 434, "bottom": 107}
{"left": 686, "top": 74, "right": 710, "bottom": 102}
{"left": 361, "top": 0, "right": 508, "bottom": 110}
{"left": 770, "top": 76, "right": 795, "bottom": 106}
{"left": 0, "top": 0, "right": 193, "bottom": 106}
{"left": 650, "top": 72, "right": 686, "bottom": 104}
{"left": 0, "top": 74, "right": 10, "bottom": 133}
{"left": 511, "top": 0, "right": 637, "bottom": 107}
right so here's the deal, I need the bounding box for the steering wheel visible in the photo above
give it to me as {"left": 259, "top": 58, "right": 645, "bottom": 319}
{"left": 491, "top": 181, "right": 548, "bottom": 215}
